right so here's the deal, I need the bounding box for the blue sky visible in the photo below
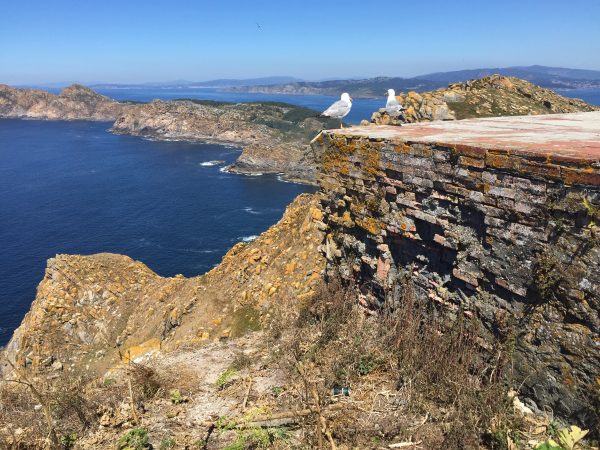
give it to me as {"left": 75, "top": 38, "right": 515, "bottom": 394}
{"left": 1, "top": 0, "right": 599, "bottom": 84}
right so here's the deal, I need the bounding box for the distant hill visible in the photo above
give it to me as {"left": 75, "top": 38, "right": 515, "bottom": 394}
{"left": 228, "top": 65, "right": 600, "bottom": 97}
{"left": 419, "top": 65, "right": 600, "bottom": 88}
{"left": 91, "top": 76, "right": 302, "bottom": 90}
{"left": 226, "top": 77, "right": 445, "bottom": 97}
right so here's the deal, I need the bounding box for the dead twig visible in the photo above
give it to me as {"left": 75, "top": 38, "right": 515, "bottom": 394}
{"left": 242, "top": 377, "right": 252, "bottom": 411}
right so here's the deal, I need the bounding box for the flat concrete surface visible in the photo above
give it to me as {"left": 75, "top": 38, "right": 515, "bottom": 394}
{"left": 329, "top": 111, "right": 600, "bottom": 161}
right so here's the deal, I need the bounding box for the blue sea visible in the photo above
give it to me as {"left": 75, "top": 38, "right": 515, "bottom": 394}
{"left": 1, "top": 88, "right": 599, "bottom": 346}
{"left": 0, "top": 119, "right": 313, "bottom": 345}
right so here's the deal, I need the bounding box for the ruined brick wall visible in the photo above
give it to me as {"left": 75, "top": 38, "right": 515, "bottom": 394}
{"left": 312, "top": 130, "right": 600, "bottom": 428}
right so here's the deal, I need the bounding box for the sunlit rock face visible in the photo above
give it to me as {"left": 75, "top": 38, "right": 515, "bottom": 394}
{"left": 0, "top": 84, "right": 130, "bottom": 121}
{"left": 369, "top": 75, "right": 599, "bottom": 125}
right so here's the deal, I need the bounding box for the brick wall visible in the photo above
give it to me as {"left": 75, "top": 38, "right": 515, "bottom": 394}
{"left": 312, "top": 129, "right": 600, "bottom": 428}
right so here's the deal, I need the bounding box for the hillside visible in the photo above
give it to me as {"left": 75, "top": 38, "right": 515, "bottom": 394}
{"left": 420, "top": 65, "right": 600, "bottom": 88}
{"left": 229, "top": 65, "right": 600, "bottom": 97}
{"left": 227, "top": 76, "right": 443, "bottom": 97}
{"left": 111, "top": 99, "right": 338, "bottom": 182}
{"left": 91, "top": 76, "right": 302, "bottom": 90}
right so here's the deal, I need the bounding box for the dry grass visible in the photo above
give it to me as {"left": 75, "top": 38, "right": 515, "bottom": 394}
{"left": 0, "top": 360, "right": 168, "bottom": 450}
{"left": 267, "top": 276, "right": 519, "bottom": 449}
{"left": 0, "top": 368, "right": 102, "bottom": 449}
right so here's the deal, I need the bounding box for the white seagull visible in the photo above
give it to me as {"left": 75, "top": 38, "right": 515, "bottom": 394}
{"left": 320, "top": 92, "right": 353, "bottom": 128}
{"left": 385, "top": 89, "right": 404, "bottom": 116}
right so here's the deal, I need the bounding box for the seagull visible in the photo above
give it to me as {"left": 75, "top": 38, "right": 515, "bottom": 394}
{"left": 256, "top": 22, "right": 262, "bottom": 31}
{"left": 385, "top": 89, "right": 404, "bottom": 116}
{"left": 320, "top": 92, "right": 353, "bottom": 128}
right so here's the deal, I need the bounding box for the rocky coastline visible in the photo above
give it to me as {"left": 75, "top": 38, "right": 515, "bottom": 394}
{"left": 0, "top": 84, "right": 337, "bottom": 183}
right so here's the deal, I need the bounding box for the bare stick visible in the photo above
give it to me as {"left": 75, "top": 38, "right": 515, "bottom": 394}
{"left": 126, "top": 352, "right": 140, "bottom": 425}
{"left": 242, "top": 377, "right": 252, "bottom": 411}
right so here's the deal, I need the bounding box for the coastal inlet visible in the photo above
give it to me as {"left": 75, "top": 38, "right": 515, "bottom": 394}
{"left": 0, "top": 119, "right": 314, "bottom": 346}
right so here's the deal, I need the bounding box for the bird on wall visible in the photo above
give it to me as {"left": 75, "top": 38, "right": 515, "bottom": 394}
{"left": 320, "top": 93, "right": 353, "bottom": 128}
{"left": 385, "top": 89, "right": 404, "bottom": 117}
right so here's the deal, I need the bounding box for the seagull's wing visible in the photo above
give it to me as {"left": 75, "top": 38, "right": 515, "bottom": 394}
{"left": 386, "top": 96, "right": 402, "bottom": 108}
{"left": 386, "top": 96, "right": 404, "bottom": 115}
{"left": 322, "top": 99, "right": 351, "bottom": 118}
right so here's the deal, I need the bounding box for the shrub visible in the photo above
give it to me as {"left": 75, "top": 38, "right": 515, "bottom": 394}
{"left": 116, "top": 428, "right": 150, "bottom": 450}
{"left": 60, "top": 432, "right": 77, "bottom": 450}
{"left": 230, "top": 352, "right": 252, "bottom": 370}
{"left": 267, "top": 276, "right": 517, "bottom": 448}
{"left": 129, "top": 364, "right": 162, "bottom": 400}
{"left": 159, "top": 436, "right": 176, "bottom": 450}
{"left": 224, "top": 427, "right": 290, "bottom": 450}
{"left": 170, "top": 389, "right": 184, "bottom": 405}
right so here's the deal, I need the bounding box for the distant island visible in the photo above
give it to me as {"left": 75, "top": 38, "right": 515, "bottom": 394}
{"left": 227, "top": 65, "right": 600, "bottom": 97}
{"left": 89, "top": 76, "right": 303, "bottom": 90}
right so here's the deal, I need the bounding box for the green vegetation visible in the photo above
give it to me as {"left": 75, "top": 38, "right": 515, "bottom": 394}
{"left": 230, "top": 304, "right": 262, "bottom": 337}
{"left": 535, "top": 425, "right": 589, "bottom": 450}
{"left": 173, "top": 98, "right": 232, "bottom": 107}
{"left": 159, "top": 436, "right": 176, "bottom": 450}
{"left": 271, "top": 386, "right": 284, "bottom": 397}
{"left": 170, "top": 389, "right": 184, "bottom": 405}
{"left": 216, "top": 368, "right": 237, "bottom": 390}
{"left": 116, "top": 428, "right": 150, "bottom": 450}
{"left": 103, "top": 378, "right": 117, "bottom": 387}
{"left": 223, "top": 427, "right": 290, "bottom": 450}
{"left": 60, "top": 432, "right": 77, "bottom": 450}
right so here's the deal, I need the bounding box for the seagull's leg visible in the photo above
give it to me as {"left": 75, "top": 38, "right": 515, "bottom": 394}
{"left": 340, "top": 120, "right": 344, "bottom": 129}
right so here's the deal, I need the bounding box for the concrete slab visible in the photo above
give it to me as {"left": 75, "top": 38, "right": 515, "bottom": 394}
{"left": 328, "top": 111, "right": 600, "bottom": 163}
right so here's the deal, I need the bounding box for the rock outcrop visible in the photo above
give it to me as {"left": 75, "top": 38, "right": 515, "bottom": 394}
{"left": 2, "top": 193, "right": 326, "bottom": 379}
{"left": 370, "top": 75, "right": 599, "bottom": 125}
{"left": 312, "top": 112, "right": 600, "bottom": 429}
{"left": 111, "top": 100, "right": 336, "bottom": 182}
{"left": 0, "top": 84, "right": 129, "bottom": 121}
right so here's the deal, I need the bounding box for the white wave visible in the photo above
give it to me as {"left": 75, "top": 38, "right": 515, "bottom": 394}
{"left": 200, "top": 160, "right": 225, "bottom": 167}
{"left": 241, "top": 235, "right": 258, "bottom": 242}
{"left": 243, "top": 207, "right": 260, "bottom": 215}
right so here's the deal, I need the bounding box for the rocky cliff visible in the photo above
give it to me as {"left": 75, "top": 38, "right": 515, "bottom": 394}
{"left": 2, "top": 194, "right": 325, "bottom": 380}
{"left": 111, "top": 100, "right": 336, "bottom": 182}
{"left": 0, "top": 84, "right": 129, "bottom": 121}
{"left": 312, "top": 112, "right": 600, "bottom": 429}
{"left": 370, "top": 75, "right": 599, "bottom": 125}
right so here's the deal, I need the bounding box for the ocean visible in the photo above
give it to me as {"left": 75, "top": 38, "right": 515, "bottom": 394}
{"left": 1, "top": 87, "right": 599, "bottom": 346}
{"left": 0, "top": 119, "right": 312, "bottom": 345}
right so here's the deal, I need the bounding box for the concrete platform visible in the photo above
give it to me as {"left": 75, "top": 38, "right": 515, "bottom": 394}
{"left": 331, "top": 111, "right": 600, "bottom": 163}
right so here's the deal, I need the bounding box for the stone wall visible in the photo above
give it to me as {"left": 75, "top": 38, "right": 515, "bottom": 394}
{"left": 311, "top": 119, "right": 600, "bottom": 428}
